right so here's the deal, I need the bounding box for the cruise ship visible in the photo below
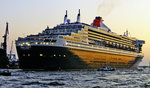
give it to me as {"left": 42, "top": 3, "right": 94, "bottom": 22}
{"left": 16, "top": 10, "right": 145, "bottom": 70}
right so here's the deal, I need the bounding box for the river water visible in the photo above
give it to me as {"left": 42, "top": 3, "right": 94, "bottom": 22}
{"left": 0, "top": 69, "right": 150, "bottom": 88}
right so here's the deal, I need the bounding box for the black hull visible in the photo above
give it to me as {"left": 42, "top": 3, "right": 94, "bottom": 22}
{"left": 16, "top": 45, "right": 143, "bottom": 70}
{"left": 16, "top": 46, "right": 90, "bottom": 70}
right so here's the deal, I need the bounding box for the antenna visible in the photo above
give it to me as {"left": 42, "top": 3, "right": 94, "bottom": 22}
{"left": 123, "top": 32, "right": 125, "bottom": 36}
{"left": 128, "top": 31, "right": 131, "bottom": 37}
{"left": 126, "top": 30, "right": 128, "bottom": 37}
{"left": 46, "top": 26, "right": 49, "bottom": 29}
{"left": 66, "top": 10, "right": 67, "bottom": 16}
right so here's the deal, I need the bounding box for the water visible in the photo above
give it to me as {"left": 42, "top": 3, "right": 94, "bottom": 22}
{"left": 0, "top": 69, "right": 150, "bottom": 88}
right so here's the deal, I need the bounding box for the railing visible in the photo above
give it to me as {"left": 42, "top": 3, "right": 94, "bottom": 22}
{"left": 65, "top": 40, "right": 142, "bottom": 56}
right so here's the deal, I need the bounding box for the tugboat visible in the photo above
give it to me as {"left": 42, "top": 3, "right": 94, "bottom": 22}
{"left": 97, "top": 66, "right": 115, "bottom": 71}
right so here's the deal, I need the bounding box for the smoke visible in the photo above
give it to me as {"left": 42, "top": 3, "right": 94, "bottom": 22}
{"left": 97, "top": 0, "right": 120, "bottom": 16}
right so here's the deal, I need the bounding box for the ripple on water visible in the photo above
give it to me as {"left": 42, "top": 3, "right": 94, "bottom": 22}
{"left": 1, "top": 69, "right": 150, "bottom": 87}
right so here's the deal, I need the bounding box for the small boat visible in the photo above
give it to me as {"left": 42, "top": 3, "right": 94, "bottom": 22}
{"left": 97, "top": 66, "right": 115, "bottom": 71}
{"left": 0, "top": 69, "right": 11, "bottom": 76}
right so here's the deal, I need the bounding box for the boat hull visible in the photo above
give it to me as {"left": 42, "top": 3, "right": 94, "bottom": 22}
{"left": 16, "top": 45, "right": 143, "bottom": 70}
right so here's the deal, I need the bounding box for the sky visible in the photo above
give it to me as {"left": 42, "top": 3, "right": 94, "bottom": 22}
{"left": 0, "top": 0, "right": 150, "bottom": 66}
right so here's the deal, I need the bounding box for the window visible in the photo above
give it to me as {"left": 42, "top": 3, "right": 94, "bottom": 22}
{"left": 64, "top": 55, "right": 66, "bottom": 57}
{"left": 40, "top": 54, "right": 43, "bottom": 56}
{"left": 23, "top": 54, "right": 25, "bottom": 56}
{"left": 28, "top": 54, "right": 30, "bottom": 56}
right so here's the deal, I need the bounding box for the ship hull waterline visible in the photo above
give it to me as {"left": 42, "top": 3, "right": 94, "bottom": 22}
{"left": 16, "top": 45, "right": 143, "bottom": 70}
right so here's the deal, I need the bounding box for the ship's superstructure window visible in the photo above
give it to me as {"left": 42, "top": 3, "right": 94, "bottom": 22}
{"left": 31, "top": 42, "right": 34, "bottom": 44}
{"left": 44, "top": 39, "right": 51, "bottom": 42}
{"left": 67, "top": 30, "right": 70, "bottom": 32}
{"left": 51, "top": 40, "right": 57, "bottom": 42}
{"left": 38, "top": 42, "right": 42, "bottom": 44}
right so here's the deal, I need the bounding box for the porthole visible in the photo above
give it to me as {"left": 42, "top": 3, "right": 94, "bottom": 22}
{"left": 64, "top": 55, "right": 66, "bottom": 57}
{"left": 28, "top": 54, "right": 30, "bottom": 56}
{"left": 40, "top": 54, "right": 43, "bottom": 56}
{"left": 23, "top": 54, "right": 25, "bottom": 56}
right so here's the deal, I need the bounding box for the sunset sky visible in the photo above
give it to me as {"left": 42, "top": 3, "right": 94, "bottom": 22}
{"left": 0, "top": 0, "right": 150, "bottom": 65}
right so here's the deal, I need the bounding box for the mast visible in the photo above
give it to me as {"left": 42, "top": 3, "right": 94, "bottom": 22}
{"left": 2, "top": 22, "right": 9, "bottom": 55}
{"left": 76, "top": 9, "right": 80, "bottom": 23}
{"left": 64, "top": 10, "right": 67, "bottom": 24}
